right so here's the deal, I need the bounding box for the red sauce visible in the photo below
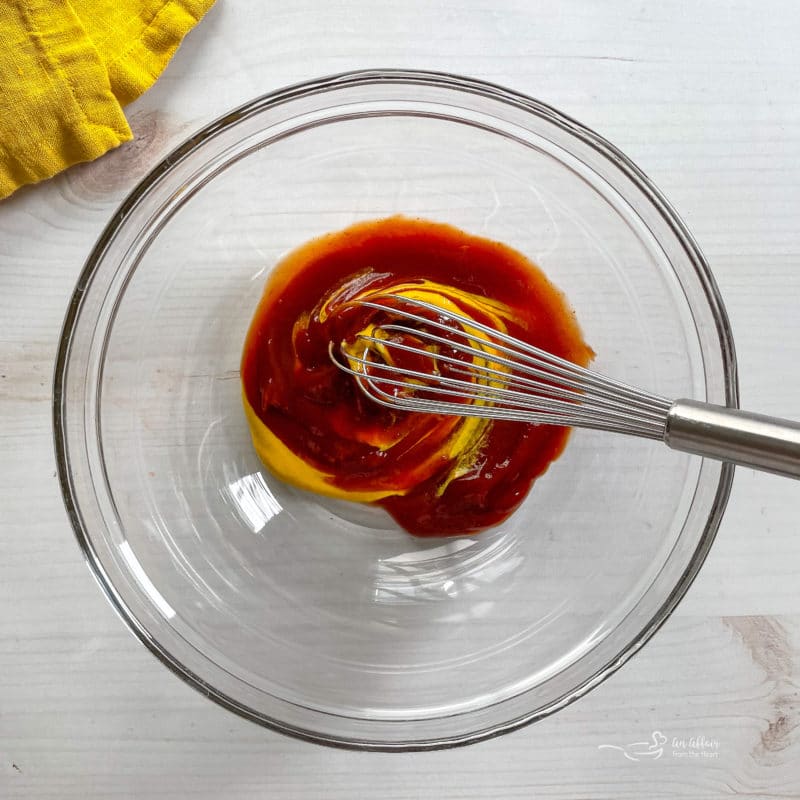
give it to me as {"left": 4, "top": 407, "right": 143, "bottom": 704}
{"left": 241, "top": 217, "right": 592, "bottom": 537}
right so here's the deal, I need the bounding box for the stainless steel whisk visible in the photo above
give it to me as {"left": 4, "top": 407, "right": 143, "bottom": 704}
{"left": 330, "top": 295, "right": 800, "bottom": 478}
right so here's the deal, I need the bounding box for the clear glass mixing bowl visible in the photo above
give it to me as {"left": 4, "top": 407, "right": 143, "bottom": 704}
{"left": 54, "top": 70, "right": 737, "bottom": 749}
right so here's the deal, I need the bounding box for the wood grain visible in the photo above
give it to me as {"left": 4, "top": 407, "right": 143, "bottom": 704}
{"left": 2, "top": 1, "right": 800, "bottom": 797}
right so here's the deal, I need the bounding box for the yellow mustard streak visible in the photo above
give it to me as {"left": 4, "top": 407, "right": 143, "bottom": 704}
{"left": 242, "top": 390, "right": 402, "bottom": 502}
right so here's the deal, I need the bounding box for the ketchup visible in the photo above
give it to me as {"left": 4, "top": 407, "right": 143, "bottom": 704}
{"left": 241, "top": 217, "right": 592, "bottom": 536}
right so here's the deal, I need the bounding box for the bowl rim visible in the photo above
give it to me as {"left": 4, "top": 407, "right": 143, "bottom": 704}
{"left": 53, "top": 67, "right": 738, "bottom": 751}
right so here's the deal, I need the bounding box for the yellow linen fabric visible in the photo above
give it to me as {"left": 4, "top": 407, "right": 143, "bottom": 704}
{"left": 0, "top": 0, "right": 215, "bottom": 199}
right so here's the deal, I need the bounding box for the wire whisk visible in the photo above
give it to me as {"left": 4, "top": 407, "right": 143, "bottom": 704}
{"left": 330, "top": 295, "right": 800, "bottom": 479}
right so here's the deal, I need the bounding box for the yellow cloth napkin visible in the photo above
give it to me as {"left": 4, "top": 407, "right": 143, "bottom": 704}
{"left": 0, "top": 0, "right": 215, "bottom": 200}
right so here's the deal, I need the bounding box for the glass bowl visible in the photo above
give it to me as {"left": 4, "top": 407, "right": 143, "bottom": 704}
{"left": 54, "top": 69, "right": 737, "bottom": 750}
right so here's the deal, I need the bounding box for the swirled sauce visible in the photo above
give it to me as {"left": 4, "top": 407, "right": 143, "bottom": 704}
{"left": 241, "top": 217, "right": 592, "bottom": 536}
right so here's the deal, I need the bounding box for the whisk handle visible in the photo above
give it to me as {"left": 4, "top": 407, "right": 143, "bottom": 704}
{"left": 665, "top": 399, "right": 800, "bottom": 478}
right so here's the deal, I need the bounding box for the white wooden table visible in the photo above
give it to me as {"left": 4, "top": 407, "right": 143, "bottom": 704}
{"left": 2, "top": 2, "right": 800, "bottom": 797}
